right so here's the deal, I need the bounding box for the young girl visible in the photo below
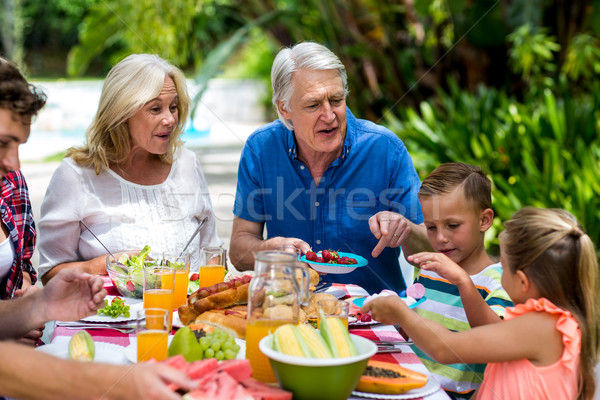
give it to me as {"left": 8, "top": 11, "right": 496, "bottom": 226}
{"left": 362, "top": 207, "right": 599, "bottom": 399}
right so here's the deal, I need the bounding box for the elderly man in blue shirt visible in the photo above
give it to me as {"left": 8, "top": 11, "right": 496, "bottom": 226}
{"left": 230, "top": 42, "right": 431, "bottom": 294}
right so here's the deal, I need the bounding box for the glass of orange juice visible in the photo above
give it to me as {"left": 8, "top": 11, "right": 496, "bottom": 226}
{"left": 136, "top": 308, "right": 169, "bottom": 362}
{"left": 162, "top": 252, "right": 190, "bottom": 309}
{"left": 198, "top": 246, "right": 226, "bottom": 288}
{"left": 317, "top": 299, "right": 350, "bottom": 330}
{"left": 143, "top": 265, "right": 175, "bottom": 331}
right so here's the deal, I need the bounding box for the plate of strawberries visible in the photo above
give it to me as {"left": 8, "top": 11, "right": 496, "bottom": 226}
{"left": 300, "top": 250, "right": 368, "bottom": 274}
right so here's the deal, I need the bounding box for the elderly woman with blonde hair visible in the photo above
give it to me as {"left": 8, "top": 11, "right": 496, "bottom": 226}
{"left": 38, "top": 54, "right": 221, "bottom": 283}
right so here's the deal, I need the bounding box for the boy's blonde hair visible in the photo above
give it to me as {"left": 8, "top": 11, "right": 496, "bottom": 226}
{"left": 500, "top": 207, "right": 599, "bottom": 400}
{"left": 418, "top": 162, "right": 491, "bottom": 212}
{"left": 67, "top": 54, "right": 190, "bottom": 174}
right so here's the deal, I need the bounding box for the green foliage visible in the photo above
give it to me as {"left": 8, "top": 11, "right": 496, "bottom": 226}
{"left": 562, "top": 32, "right": 600, "bottom": 81}
{"left": 507, "top": 24, "right": 560, "bottom": 86}
{"left": 385, "top": 80, "right": 600, "bottom": 254}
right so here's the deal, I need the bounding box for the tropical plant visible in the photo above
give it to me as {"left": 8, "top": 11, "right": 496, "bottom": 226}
{"left": 385, "top": 78, "right": 600, "bottom": 254}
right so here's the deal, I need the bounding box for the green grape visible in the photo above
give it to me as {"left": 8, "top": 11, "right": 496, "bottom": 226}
{"left": 204, "top": 348, "right": 215, "bottom": 358}
{"left": 222, "top": 341, "right": 234, "bottom": 351}
{"left": 211, "top": 341, "right": 221, "bottom": 352}
{"left": 215, "top": 350, "right": 225, "bottom": 361}
{"left": 223, "top": 349, "right": 236, "bottom": 360}
{"left": 199, "top": 339, "right": 210, "bottom": 351}
{"left": 232, "top": 344, "right": 241, "bottom": 353}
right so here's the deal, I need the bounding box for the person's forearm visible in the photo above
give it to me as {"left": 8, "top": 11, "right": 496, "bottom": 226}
{"left": 0, "top": 294, "right": 45, "bottom": 338}
{"left": 456, "top": 279, "right": 503, "bottom": 327}
{"left": 41, "top": 256, "right": 108, "bottom": 285}
{"left": 0, "top": 342, "right": 136, "bottom": 400}
{"left": 229, "top": 233, "right": 286, "bottom": 270}
{"left": 393, "top": 303, "right": 464, "bottom": 364}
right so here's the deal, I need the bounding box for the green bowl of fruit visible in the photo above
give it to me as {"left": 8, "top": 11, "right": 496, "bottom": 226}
{"left": 259, "top": 317, "right": 376, "bottom": 400}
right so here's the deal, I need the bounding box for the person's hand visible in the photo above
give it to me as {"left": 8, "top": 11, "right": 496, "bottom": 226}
{"left": 39, "top": 268, "right": 106, "bottom": 322}
{"left": 407, "top": 252, "right": 469, "bottom": 286}
{"left": 360, "top": 296, "right": 407, "bottom": 325}
{"left": 123, "top": 363, "right": 195, "bottom": 400}
{"left": 273, "top": 238, "right": 311, "bottom": 254}
{"left": 369, "top": 211, "right": 413, "bottom": 258}
{"left": 14, "top": 286, "right": 45, "bottom": 345}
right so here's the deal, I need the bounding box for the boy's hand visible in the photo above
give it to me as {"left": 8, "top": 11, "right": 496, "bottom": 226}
{"left": 360, "top": 296, "right": 407, "bottom": 325}
{"left": 407, "top": 252, "right": 470, "bottom": 286}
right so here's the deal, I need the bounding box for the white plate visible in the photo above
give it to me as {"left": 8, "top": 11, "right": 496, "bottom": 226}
{"left": 351, "top": 376, "right": 441, "bottom": 399}
{"left": 124, "top": 337, "right": 246, "bottom": 363}
{"left": 81, "top": 296, "right": 144, "bottom": 323}
{"left": 37, "top": 340, "right": 128, "bottom": 365}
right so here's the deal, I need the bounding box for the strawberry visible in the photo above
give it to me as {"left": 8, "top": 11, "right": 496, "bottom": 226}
{"left": 360, "top": 314, "right": 372, "bottom": 322}
{"left": 125, "top": 280, "right": 135, "bottom": 292}
{"left": 330, "top": 250, "right": 339, "bottom": 261}
{"left": 322, "top": 249, "right": 332, "bottom": 262}
{"left": 189, "top": 273, "right": 199, "bottom": 281}
{"left": 305, "top": 251, "right": 318, "bottom": 261}
{"left": 338, "top": 257, "right": 349, "bottom": 265}
{"left": 315, "top": 257, "right": 325, "bottom": 263}
{"left": 347, "top": 258, "right": 357, "bottom": 264}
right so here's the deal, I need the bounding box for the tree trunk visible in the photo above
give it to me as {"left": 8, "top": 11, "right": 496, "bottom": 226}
{"left": 0, "top": 0, "right": 24, "bottom": 66}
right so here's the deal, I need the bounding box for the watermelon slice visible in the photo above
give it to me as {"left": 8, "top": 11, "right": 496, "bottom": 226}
{"left": 240, "top": 378, "right": 292, "bottom": 400}
{"left": 186, "top": 358, "right": 219, "bottom": 380}
{"left": 185, "top": 371, "right": 253, "bottom": 400}
{"left": 162, "top": 354, "right": 188, "bottom": 371}
{"left": 218, "top": 359, "right": 252, "bottom": 382}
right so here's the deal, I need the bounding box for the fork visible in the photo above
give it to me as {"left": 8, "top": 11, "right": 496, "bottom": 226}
{"left": 62, "top": 325, "right": 136, "bottom": 334}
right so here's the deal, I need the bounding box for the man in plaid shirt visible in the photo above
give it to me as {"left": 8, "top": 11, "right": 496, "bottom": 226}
{"left": 0, "top": 56, "right": 46, "bottom": 347}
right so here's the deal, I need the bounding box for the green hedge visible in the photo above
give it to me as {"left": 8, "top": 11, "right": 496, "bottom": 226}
{"left": 386, "top": 79, "right": 600, "bottom": 254}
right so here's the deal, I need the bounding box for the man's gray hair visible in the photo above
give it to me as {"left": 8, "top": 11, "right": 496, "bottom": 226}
{"left": 271, "top": 42, "right": 348, "bottom": 130}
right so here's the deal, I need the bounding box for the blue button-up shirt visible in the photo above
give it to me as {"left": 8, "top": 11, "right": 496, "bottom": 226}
{"left": 233, "top": 109, "right": 423, "bottom": 294}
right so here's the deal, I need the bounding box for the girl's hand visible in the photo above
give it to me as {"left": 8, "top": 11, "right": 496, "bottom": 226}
{"left": 407, "top": 252, "right": 469, "bottom": 286}
{"left": 360, "top": 296, "right": 408, "bottom": 325}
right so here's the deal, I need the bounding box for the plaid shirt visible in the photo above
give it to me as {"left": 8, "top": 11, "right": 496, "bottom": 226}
{"left": 0, "top": 170, "right": 37, "bottom": 299}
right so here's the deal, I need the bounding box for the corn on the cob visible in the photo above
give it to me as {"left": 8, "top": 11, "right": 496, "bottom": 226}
{"left": 319, "top": 311, "right": 357, "bottom": 358}
{"left": 295, "top": 324, "right": 332, "bottom": 358}
{"left": 273, "top": 324, "right": 305, "bottom": 357}
{"left": 68, "top": 330, "right": 95, "bottom": 361}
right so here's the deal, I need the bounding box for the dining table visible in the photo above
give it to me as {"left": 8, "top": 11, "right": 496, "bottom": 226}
{"left": 43, "top": 277, "right": 451, "bottom": 400}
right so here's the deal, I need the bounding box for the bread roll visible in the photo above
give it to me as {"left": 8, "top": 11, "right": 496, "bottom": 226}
{"left": 194, "top": 308, "right": 247, "bottom": 339}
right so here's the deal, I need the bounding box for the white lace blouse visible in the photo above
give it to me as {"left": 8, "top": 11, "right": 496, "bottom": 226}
{"left": 38, "top": 148, "right": 222, "bottom": 277}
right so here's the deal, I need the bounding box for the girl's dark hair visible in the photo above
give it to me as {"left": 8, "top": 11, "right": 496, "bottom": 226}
{"left": 0, "top": 57, "right": 46, "bottom": 121}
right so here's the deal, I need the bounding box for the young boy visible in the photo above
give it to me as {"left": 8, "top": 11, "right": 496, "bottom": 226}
{"left": 406, "top": 163, "right": 513, "bottom": 399}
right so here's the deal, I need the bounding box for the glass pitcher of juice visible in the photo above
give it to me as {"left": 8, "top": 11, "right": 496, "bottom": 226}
{"left": 246, "top": 251, "right": 311, "bottom": 383}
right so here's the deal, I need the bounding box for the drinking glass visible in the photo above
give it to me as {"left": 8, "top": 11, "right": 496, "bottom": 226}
{"left": 198, "top": 246, "right": 226, "bottom": 288}
{"left": 143, "top": 265, "right": 175, "bottom": 330}
{"left": 136, "top": 308, "right": 169, "bottom": 362}
{"left": 162, "top": 251, "right": 190, "bottom": 309}
{"left": 317, "top": 299, "right": 350, "bottom": 330}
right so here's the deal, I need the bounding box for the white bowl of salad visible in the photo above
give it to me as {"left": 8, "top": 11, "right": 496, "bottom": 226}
{"left": 105, "top": 246, "right": 156, "bottom": 299}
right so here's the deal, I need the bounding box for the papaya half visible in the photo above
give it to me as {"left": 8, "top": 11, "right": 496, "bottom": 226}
{"left": 356, "top": 360, "right": 428, "bottom": 394}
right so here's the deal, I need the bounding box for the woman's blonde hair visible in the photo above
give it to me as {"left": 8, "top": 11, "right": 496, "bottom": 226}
{"left": 500, "top": 207, "right": 599, "bottom": 400}
{"left": 67, "top": 54, "right": 190, "bottom": 174}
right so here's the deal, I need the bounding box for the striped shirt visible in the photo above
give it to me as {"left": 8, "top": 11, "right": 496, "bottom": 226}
{"left": 413, "top": 262, "right": 512, "bottom": 399}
